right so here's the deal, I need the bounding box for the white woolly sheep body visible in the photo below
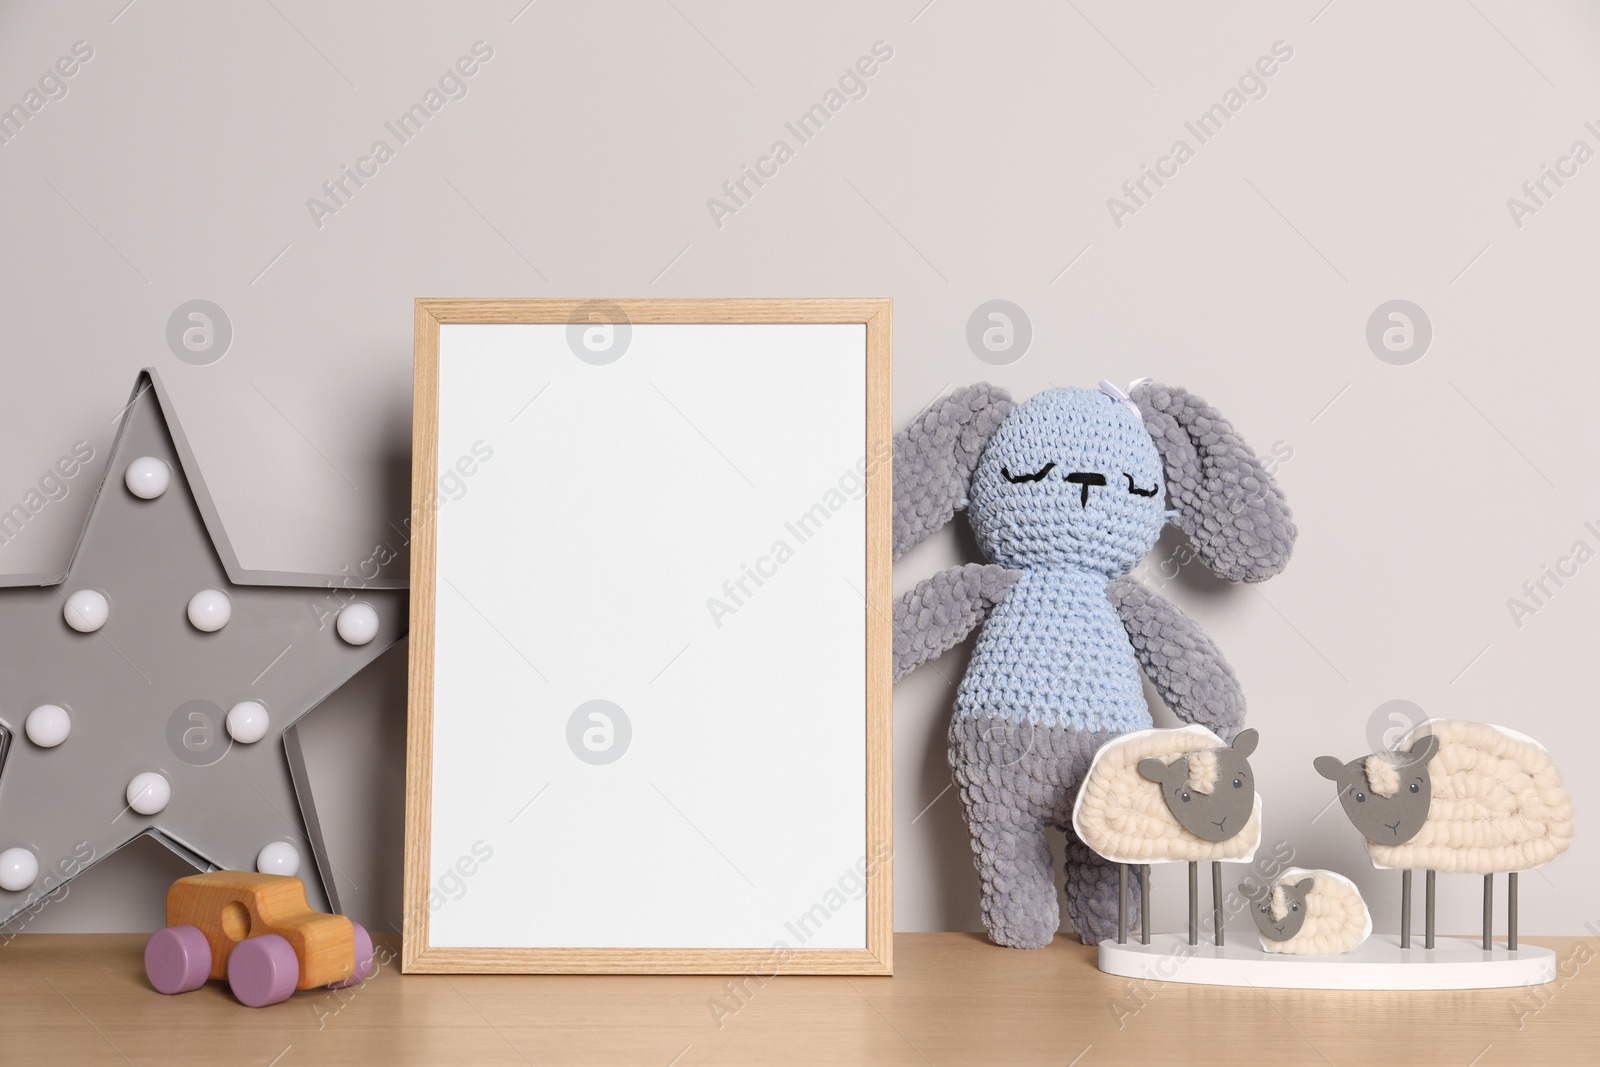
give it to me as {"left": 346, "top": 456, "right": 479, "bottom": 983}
{"left": 1368, "top": 720, "right": 1573, "bottom": 874}
{"left": 1072, "top": 724, "right": 1262, "bottom": 864}
{"left": 1248, "top": 868, "right": 1371, "bottom": 956}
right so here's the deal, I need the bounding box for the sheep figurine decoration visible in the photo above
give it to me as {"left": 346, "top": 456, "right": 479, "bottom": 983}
{"left": 893, "top": 380, "right": 1295, "bottom": 948}
{"left": 1239, "top": 868, "right": 1371, "bottom": 955}
{"left": 1072, "top": 725, "right": 1262, "bottom": 946}
{"left": 1314, "top": 719, "right": 1573, "bottom": 951}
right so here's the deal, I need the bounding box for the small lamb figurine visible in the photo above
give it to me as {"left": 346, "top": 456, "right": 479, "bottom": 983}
{"left": 893, "top": 381, "right": 1295, "bottom": 948}
{"left": 1314, "top": 719, "right": 1573, "bottom": 951}
{"left": 1240, "top": 868, "right": 1371, "bottom": 955}
{"left": 1073, "top": 725, "right": 1262, "bottom": 946}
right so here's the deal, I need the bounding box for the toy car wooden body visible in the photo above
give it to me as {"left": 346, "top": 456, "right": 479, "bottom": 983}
{"left": 144, "top": 872, "right": 375, "bottom": 1007}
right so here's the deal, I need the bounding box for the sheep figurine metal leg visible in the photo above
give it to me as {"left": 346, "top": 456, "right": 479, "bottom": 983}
{"left": 1315, "top": 719, "right": 1573, "bottom": 952}
{"left": 1073, "top": 725, "right": 1262, "bottom": 947}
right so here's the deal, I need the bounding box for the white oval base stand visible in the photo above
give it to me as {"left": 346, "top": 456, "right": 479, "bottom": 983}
{"left": 1099, "top": 934, "right": 1555, "bottom": 990}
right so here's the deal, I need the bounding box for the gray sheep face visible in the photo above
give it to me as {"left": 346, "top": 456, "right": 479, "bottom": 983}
{"left": 965, "top": 388, "right": 1168, "bottom": 576}
{"left": 1313, "top": 735, "right": 1439, "bottom": 844}
{"left": 1241, "top": 878, "right": 1313, "bottom": 942}
{"left": 1136, "top": 728, "right": 1258, "bottom": 842}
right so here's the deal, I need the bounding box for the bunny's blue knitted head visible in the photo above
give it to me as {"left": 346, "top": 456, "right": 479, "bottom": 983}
{"left": 967, "top": 387, "right": 1166, "bottom": 575}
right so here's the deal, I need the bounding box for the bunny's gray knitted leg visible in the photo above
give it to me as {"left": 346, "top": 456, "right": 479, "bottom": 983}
{"left": 1063, "top": 830, "right": 1138, "bottom": 945}
{"left": 1057, "top": 724, "right": 1143, "bottom": 944}
{"left": 950, "top": 715, "right": 1059, "bottom": 949}
{"left": 961, "top": 793, "right": 1059, "bottom": 949}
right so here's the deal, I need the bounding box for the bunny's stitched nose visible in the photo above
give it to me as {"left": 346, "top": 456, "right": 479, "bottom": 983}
{"left": 1063, "top": 471, "right": 1106, "bottom": 508}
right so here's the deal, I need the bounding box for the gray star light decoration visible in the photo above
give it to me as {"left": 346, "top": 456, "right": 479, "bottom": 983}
{"left": 0, "top": 370, "right": 406, "bottom": 925}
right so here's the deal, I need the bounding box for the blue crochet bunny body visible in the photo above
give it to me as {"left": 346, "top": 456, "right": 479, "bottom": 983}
{"left": 954, "top": 387, "right": 1168, "bottom": 734}
{"left": 957, "top": 570, "right": 1149, "bottom": 733}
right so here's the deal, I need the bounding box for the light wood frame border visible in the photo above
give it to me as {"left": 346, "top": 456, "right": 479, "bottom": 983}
{"left": 404, "top": 298, "right": 893, "bottom": 974}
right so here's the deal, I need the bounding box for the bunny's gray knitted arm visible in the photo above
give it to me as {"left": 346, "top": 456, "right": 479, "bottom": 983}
{"left": 894, "top": 563, "right": 1020, "bottom": 681}
{"left": 1107, "top": 575, "right": 1246, "bottom": 740}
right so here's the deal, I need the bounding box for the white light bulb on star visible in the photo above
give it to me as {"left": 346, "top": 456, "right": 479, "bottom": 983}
{"left": 336, "top": 603, "right": 379, "bottom": 645}
{"left": 24, "top": 704, "right": 71, "bottom": 748}
{"left": 125, "top": 457, "right": 171, "bottom": 500}
{"left": 126, "top": 772, "right": 171, "bottom": 815}
{"left": 226, "top": 701, "right": 270, "bottom": 744}
{"left": 256, "top": 841, "right": 300, "bottom": 878}
{"left": 0, "top": 848, "right": 38, "bottom": 892}
{"left": 63, "top": 590, "right": 108, "bottom": 632}
{"left": 187, "top": 589, "right": 231, "bottom": 632}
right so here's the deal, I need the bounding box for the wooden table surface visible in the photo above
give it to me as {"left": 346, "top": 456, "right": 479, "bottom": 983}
{"left": 2, "top": 933, "right": 1595, "bottom": 1066}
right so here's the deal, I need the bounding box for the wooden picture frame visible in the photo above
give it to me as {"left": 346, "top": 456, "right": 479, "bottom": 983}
{"left": 404, "top": 298, "right": 892, "bottom": 974}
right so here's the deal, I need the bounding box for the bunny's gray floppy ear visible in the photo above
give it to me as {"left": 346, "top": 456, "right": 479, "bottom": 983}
{"left": 892, "top": 383, "right": 1014, "bottom": 559}
{"left": 1131, "top": 381, "right": 1296, "bottom": 582}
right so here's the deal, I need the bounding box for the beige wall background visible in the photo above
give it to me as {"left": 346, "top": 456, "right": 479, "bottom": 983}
{"left": 1, "top": 0, "right": 1596, "bottom": 938}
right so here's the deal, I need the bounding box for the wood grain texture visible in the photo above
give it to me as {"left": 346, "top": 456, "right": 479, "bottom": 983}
{"left": 165, "top": 872, "right": 355, "bottom": 989}
{"left": 405, "top": 298, "right": 893, "bottom": 974}
{"left": 3, "top": 933, "right": 1591, "bottom": 1066}
{"left": 403, "top": 300, "right": 443, "bottom": 975}
{"left": 863, "top": 299, "right": 893, "bottom": 975}
{"left": 416, "top": 297, "right": 893, "bottom": 325}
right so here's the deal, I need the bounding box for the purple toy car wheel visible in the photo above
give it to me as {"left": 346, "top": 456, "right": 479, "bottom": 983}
{"left": 226, "top": 933, "right": 300, "bottom": 1007}
{"left": 327, "top": 921, "right": 375, "bottom": 989}
{"left": 144, "top": 925, "right": 211, "bottom": 994}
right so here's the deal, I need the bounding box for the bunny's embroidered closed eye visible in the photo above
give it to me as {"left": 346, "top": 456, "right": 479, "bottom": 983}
{"left": 1001, "top": 463, "right": 1055, "bottom": 483}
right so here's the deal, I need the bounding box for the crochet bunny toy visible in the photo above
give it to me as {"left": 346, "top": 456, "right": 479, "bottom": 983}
{"left": 893, "top": 380, "right": 1295, "bottom": 948}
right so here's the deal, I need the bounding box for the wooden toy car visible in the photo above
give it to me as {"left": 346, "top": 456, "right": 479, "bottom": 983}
{"left": 144, "top": 872, "right": 375, "bottom": 1007}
